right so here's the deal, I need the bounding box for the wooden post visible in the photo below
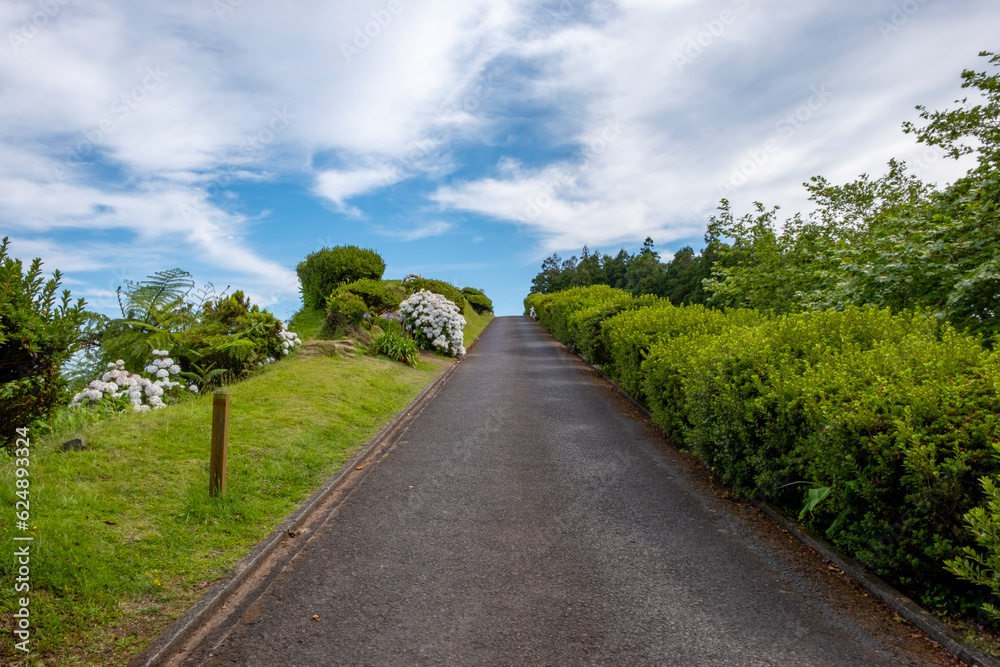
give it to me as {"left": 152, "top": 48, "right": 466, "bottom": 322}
{"left": 210, "top": 391, "right": 230, "bottom": 497}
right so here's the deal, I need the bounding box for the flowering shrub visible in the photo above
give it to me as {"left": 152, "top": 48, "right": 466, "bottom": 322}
{"left": 71, "top": 350, "right": 193, "bottom": 413}
{"left": 398, "top": 290, "right": 466, "bottom": 357}
{"left": 278, "top": 320, "right": 302, "bottom": 355}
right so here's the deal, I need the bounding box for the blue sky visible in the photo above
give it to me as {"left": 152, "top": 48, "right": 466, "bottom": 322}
{"left": 0, "top": 0, "right": 995, "bottom": 317}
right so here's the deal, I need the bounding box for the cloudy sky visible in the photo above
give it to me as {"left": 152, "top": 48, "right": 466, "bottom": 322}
{"left": 0, "top": 0, "right": 994, "bottom": 316}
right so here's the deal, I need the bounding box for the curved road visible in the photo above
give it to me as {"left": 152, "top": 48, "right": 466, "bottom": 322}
{"left": 201, "top": 316, "right": 957, "bottom": 666}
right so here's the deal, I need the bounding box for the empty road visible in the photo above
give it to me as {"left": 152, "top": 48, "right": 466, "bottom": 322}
{"left": 198, "top": 316, "right": 957, "bottom": 666}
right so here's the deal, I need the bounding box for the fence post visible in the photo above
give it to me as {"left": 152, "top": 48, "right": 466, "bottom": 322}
{"left": 210, "top": 391, "right": 230, "bottom": 497}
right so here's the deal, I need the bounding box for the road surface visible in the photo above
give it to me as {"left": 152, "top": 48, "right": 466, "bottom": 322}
{"left": 199, "top": 316, "right": 957, "bottom": 666}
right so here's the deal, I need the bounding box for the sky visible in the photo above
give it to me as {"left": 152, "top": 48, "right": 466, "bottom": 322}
{"left": 0, "top": 0, "right": 995, "bottom": 317}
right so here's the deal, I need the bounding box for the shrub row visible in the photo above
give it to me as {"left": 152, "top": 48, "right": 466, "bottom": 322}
{"left": 524, "top": 287, "right": 1000, "bottom": 608}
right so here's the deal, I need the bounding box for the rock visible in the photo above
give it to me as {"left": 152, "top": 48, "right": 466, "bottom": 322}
{"left": 63, "top": 437, "right": 87, "bottom": 452}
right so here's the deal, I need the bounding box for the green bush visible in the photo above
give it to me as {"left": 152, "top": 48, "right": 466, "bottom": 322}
{"left": 0, "top": 238, "right": 85, "bottom": 445}
{"left": 407, "top": 278, "right": 467, "bottom": 313}
{"left": 297, "top": 246, "right": 386, "bottom": 310}
{"left": 528, "top": 284, "right": 1000, "bottom": 612}
{"left": 463, "top": 291, "right": 493, "bottom": 315}
{"left": 325, "top": 291, "right": 367, "bottom": 332}
{"left": 331, "top": 278, "right": 399, "bottom": 314}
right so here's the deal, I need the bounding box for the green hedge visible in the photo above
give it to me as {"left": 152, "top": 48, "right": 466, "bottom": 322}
{"left": 297, "top": 246, "right": 385, "bottom": 310}
{"left": 408, "top": 278, "right": 467, "bottom": 314}
{"left": 462, "top": 288, "right": 493, "bottom": 314}
{"left": 525, "top": 285, "right": 1000, "bottom": 610}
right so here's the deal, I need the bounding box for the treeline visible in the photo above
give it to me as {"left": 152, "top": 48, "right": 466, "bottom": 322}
{"left": 529, "top": 238, "right": 718, "bottom": 307}
{"left": 532, "top": 51, "right": 1000, "bottom": 340}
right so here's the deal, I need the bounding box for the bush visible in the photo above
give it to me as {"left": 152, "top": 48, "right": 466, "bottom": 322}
{"left": 325, "top": 291, "right": 368, "bottom": 331}
{"left": 297, "top": 246, "right": 386, "bottom": 310}
{"left": 462, "top": 288, "right": 493, "bottom": 314}
{"left": 330, "top": 278, "right": 399, "bottom": 314}
{"left": 407, "top": 278, "right": 467, "bottom": 314}
{"left": 370, "top": 330, "right": 420, "bottom": 366}
{"left": 528, "top": 284, "right": 1000, "bottom": 612}
{"left": 0, "top": 238, "right": 85, "bottom": 445}
{"left": 399, "top": 290, "right": 466, "bottom": 356}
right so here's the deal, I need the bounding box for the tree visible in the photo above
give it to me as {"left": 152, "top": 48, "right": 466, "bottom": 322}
{"left": 0, "top": 237, "right": 85, "bottom": 445}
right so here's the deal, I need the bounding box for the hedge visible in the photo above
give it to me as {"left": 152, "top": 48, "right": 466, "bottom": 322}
{"left": 525, "top": 285, "right": 1000, "bottom": 610}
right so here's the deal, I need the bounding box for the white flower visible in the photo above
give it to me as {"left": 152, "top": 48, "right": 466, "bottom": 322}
{"left": 144, "top": 365, "right": 157, "bottom": 374}
{"left": 189, "top": 384, "right": 199, "bottom": 393}
{"left": 107, "top": 362, "right": 118, "bottom": 370}
{"left": 145, "top": 384, "right": 163, "bottom": 398}
{"left": 134, "top": 404, "right": 151, "bottom": 413}
{"left": 156, "top": 368, "right": 169, "bottom": 378}
{"left": 168, "top": 364, "right": 181, "bottom": 375}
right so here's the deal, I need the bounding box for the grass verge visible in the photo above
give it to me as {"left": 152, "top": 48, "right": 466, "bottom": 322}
{"left": 0, "top": 348, "right": 450, "bottom": 665}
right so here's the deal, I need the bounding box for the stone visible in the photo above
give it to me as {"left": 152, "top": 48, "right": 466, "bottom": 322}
{"left": 63, "top": 437, "right": 87, "bottom": 452}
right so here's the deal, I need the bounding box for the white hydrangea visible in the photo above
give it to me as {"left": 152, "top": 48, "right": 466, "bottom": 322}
{"left": 398, "top": 290, "right": 466, "bottom": 357}
{"left": 71, "top": 348, "right": 186, "bottom": 413}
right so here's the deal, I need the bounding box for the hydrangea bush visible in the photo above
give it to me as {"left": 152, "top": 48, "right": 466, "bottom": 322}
{"left": 398, "top": 290, "right": 466, "bottom": 357}
{"left": 70, "top": 350, "right": 192, "bottom": 413}
{"left": 278, "top": 321, "right": 302, "bottom": 355}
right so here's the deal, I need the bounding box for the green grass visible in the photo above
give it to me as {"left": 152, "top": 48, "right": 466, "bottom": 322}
{"left": 462, "top": 305, "right": 493, "bottom": 348}
{"left": 0, "top": 348, "right": 450, "bottom": 665}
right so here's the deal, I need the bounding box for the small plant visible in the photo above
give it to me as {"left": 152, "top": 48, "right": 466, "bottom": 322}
{"left": 370, "top": 330, "right": 420, "bottom": 366}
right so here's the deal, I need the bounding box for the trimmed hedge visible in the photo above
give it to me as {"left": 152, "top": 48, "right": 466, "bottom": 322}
{"left": 297, "top": 246, "right": 385, "bottom": 310}
{"left": 525, "top": 285, "right": 1000, "bottom": 610}
{"left": 462, "top": 288, "right": 494, "bottom": 314}
{"left": 408, "top": 278, "right": 467, "bottom": 314}
{"left": 332, "top": 278, "right": 399, "bottom": 314}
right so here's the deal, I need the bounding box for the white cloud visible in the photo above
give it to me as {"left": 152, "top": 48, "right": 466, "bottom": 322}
{"left": 314, "top": 166, "right": 400, "bottom": 213}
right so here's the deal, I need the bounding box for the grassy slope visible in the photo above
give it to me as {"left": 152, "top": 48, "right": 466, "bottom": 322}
{"left": 0, "top": 349, "right": 451, "bottom": 665}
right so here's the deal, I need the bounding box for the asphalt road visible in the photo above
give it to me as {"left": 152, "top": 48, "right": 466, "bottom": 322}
{"left": 201, "top": 316, "right": 958, "bottom": 666}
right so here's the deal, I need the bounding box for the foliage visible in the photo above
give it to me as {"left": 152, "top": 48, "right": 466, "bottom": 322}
{"left": 370, "top": 330, "right": 420, "bottom": 366}
{"left": 946, "top": 474, "right": 1000, "bottom": 621}
{"left": 0, "top": 237, "right": 86, "bottom": 446}
{"left": 325, "top": 291, "right": 368, "bottom": 331}
{"left": 330, "top": 278, "right": 400, "bottom": 314}
{"left": 462, "top": 287, "right": 494, "bottom": 314}
{"left": 527, "top": 284, "right": 1000, "bottom": 613}
{"left": 398, "top": 290, "right": 466, "bottom": 357}
{"left": 406, "top": 277, "right": 467, "bottom": 314}
{"left": 100, "top": 272, "right": 297, "bottom": 390}
{"left": 296, "top": 245, "right": 386, "bottom": 311}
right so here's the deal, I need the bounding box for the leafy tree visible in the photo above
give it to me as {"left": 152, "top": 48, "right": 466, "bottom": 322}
{"left": 0, "top": 237, "right": 85, "bottom": 444}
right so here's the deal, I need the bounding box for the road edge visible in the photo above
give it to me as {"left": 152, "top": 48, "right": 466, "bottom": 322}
{"left": 527, "top": 316, "right": 1000, "bottom": 667}
{"left": 129, "top": 317, "right": 496, "bottom": 666}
